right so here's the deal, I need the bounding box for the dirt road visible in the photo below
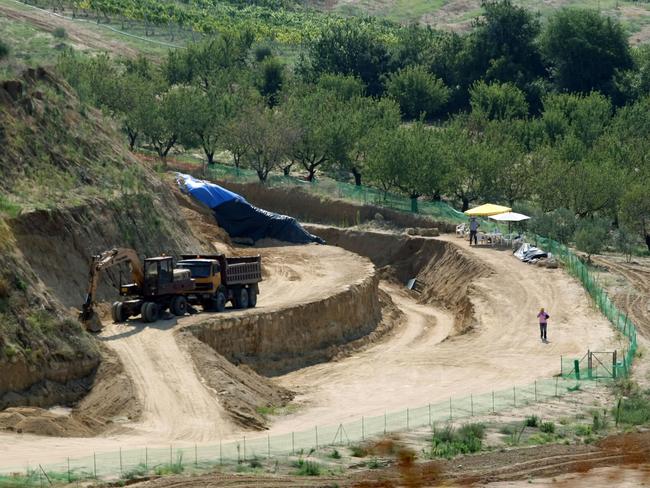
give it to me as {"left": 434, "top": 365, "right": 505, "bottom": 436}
{"left": 265, "top": 235, "right": 617, "bottom": 433}
{"left": 0, "top": 244, "right": 372, "bottom": 469}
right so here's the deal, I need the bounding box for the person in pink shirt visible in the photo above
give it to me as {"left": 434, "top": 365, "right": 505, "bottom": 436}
{"left": 537, "top": 308, "right": 550, "bottom": 342}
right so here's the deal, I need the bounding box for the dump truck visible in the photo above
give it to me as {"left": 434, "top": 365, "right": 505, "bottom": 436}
{"left": 79, "top": 248, "right": 195, "bottom": 332}
{"left": 176, "top": 254, "right": 262, "bottom": 312}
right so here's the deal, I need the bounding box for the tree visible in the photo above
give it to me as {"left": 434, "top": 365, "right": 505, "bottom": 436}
{"left": 317, "top": 73, "right": 365, "bottom": 100}
{"left": 384, "top": 65, "right": 450, "bottom": 120}
{"left": 540, "top": 8, "right": 633, "bottom": 95}
{"left": 301, "top": 19, "right": 390, "bottom": 96}
{"left": 620, "top": 182, "right": 650, "bottom": 252}
{"left": 574, "top": 219, "right": 609, "bottom": 263}
{"left": 463, "top": 0, "right": 544, "bottom": 108}
{"left": 255, "top": 56, "right": 285, "bottom": 108}
{"left": 141, "top": 87, "right": 191, "bottom": 161}
{"left": 367, "top": 122, "right": 447, "bottom": 211}
{"left": 239, "top": 106, "right": 298, "bottom": 181}
{"left": 469, "top": 81, "right": 529, "bottom": 120}
{"left": 164, "top": 32, "right": 253, "bottom": 90}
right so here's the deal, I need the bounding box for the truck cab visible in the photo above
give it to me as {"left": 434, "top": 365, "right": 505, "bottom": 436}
{"left": 176, "top": 258, "right": 221, "bottom": 292}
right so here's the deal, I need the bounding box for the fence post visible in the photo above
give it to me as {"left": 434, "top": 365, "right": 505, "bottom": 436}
{"left": 169, "top": 445, "right": 172, "bottom": 466}
{"left": 588, "top": 351, "right": 593, "bottom": 379}
{"left": 574, "top": 359, "right": 581, "bottom": 380}
{"left": 534, "top": 381, "right": 537, "bottom": 402}
{"left": 291, "top": 432, "right": 295, "bottom": 454}
{"left": 67, "top": 457, "right": 71, "bottom": 483}
{"left": 145, "top": 447, "right": 148, "bottom": 470}
{"left": 513, "top": 386, "right": 516, "bottom": 407}
{"left": 120, "top": 448, "right": 123, "bottom": 476}
{"left": 243, "top": 436, "right": 246, "bottom": 462}
{"left": 315, "top": 426, "right": 319, "bottom": 450}
{"left": 195, "top": 444, "right": 198, "bottom": 467}
{"left": 267, "top": 435, "right": 271, "bottom": 459}
{"left": 407, "top": 409, "right": 410, "bottom": 431}
{"left": 561, "top": 355, "right": 563, "bottom": 376}
{"left": 492, "top": 391, "right": 495, "bottom": 413}
{"left": 613, "top": 350, "right": 617, "bottom": 379}
{"left": 384, "top": 412, "right": 387, "bottom": 434}
{"left": 362, "top": 417, "right": 365, "bottom": 440}
{"left": 449, "top": 398, "right": 452, "bottom": 420}
{"left": 220, "top": 440, "right": 222, "bottom": 465}
{"left": 555, "top": 376, "right": 559, "bottom": 397}
{"left": 470, "top": 394, "right": 474, "bottom": 416}
{"left": 93, "top": 452, "right": 97, "bottom": 479}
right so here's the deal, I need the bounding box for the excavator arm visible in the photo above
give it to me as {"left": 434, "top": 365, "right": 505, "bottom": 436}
{"left": 79, "top": 248, "right": 144, "bottom": 332}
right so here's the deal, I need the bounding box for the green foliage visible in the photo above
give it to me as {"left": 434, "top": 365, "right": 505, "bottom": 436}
{"left": 525, "top": 415, "right": 539, "bottom": 428}
{"left": 317, "top": 73, "right": 365, "bottom": 100}
{"left": 121, "top": 463, "right": 147, "bottom": 480}
{"left": 620, "top": 181, "right": 650, "bottom": 252}
{"left": 529, "top": 209, "right": 577, "bottom": 245}
{"left": 574, "top": 219, "right": 609, "bottom": 261}
{"left": 301, "top": 19, "right": 390, "bottom": 96}
{"left": 469, "top": 81, "right": 528, "bottom": 120}
{"left": 154, "top": 454, "right": 184, "bottom": 475}
{"left": 539, "top": 421, "right": 555, "bottom": 434}
{"left": 0, "top": 40, "right": 9, "bottom": 61}
{"left": 255, "top": 56, "right": 285, "bottom": 107}
{"left": 573, "top": 424, "right": 592, "bottom": 437}
{"left": 540, "top": 8, "right": 633, "bottom": 96}
{"left": 52, "top": 27, "right": 67, "bottom": 39}
{"left": 385, "top": 65, "right": 449, "bottom": 120}
{"left": 329, "top": 448, "right": 341, "bottom": 459}
{"left": 430, "top": 423, "right": 485, "bottom": 458}
{"left": 350, "top": 444, "right": 368, "bottom": 457}
{"left": 292, "top": 459, "right": 322, "bottom": 476}
{"left": 614, "top": 392, "right": 650, "bottom": 426}
{"left": 592, "top": 410, "right": 608, "bottom": 432}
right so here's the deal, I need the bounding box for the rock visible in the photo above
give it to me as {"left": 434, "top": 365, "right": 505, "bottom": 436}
{"left": 374, "top": 213, "right": 384, "bottom": 221}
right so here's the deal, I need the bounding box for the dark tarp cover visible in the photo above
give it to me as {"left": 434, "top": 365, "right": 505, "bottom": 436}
{"left": 177, "top": 173, "right": 324, "bottom": 245}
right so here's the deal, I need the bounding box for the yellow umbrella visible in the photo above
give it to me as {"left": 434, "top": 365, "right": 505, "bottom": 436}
{"left": 464, "top": 203, "right": 512, "bottom": 217}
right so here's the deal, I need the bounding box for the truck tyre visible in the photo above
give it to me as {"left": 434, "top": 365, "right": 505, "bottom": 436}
{"left": 215, "top": 292, "right": 226, "bottom": 313}
{"left": 235, "top": 288, "right": 249, "bottom": 309}
{"left": 111, "top": 301, "right": 126, "bottom": 323}
{"left": 142, "top": 302, "right": 159, "bottom": 323}
{"left": 170, "top": 296, "right": 187, "bottom": 316}
{"left": 248, "top": 287, "right": 257, "bottom": 308}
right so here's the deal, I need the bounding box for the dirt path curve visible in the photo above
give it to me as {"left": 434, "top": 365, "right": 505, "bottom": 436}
{"left": 0, "top": 244, "right": 372, "bottom": 470}
{"left": 264, "top": 235, "right": 618, "bottom": 434}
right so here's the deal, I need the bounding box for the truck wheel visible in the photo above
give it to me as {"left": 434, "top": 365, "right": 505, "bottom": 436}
{"left": 235, "top": 288, "right": 249, "bottom": 309}
{"left": 215, "top": 292, "right": 226, "bottom": 313}
{"left": 247, "top": 288, "right": 257, "bottom": 308}
{"left": 111, "top": 301, "right": 126, "bottom": 323}
{"left": 142, "top": 302, "right": 159, "bottom": 323}
{"left": 170, "top": 296, "right": 187, "bottom": 316}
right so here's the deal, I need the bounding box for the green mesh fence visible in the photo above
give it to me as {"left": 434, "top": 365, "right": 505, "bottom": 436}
{"left": 530, "top": 235, "right": 638, "bottom": 380}
{"left": 203, "top": 164, "right": 468, "bottom": 224}
{"left": 1, "top": 377, "right": 599, "bottom": 483}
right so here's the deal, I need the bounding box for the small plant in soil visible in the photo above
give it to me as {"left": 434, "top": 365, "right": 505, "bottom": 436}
{"left": 540, "top": 421, "right": 555, "bottom": 434}
{"left": 292, "top": 458, "right": 322, "bottom": 476}
{"left": 329, "top": 448, "right": 342, "bottom": 459}
{"left": 429, "top": 423, "right": 485, "bottom": 458}
{"left": 525, "top": 415, "right": 539, "bottom": 428}
{"left": 350, "top": 444, "right": 368, "bottom": 457}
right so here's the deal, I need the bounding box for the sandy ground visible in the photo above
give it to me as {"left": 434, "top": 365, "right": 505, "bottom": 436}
{"left": 0, "top": 234, "right": 619, "bottom": 471}
{"left": 0, "top": 244, "right": 371, "bottom": 470}
{"left": 265, "top": 235, "right": 617, "bottom": 433}
{"left": 486, "top": 465, "right": 650, "bottom": 488}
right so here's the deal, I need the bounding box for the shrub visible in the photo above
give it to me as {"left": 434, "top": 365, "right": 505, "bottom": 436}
{"left": 540, "top": 421, "right": 555, "bottom": 434}
{"left": 614, "top": 393, "right": 650, "bottom": 426}
{"left": 350, "top": 444, "right": 368, "bottom": 457}
{"left": 430, "top": 423, "right": 485, "bottom": 458}
{"left": 368, "top": 457, "right": 380, "bottom": 469}
{"left": 525, "top": 415, "right": 540, "bottom": 428}
{"left": 254, "top": 45, "right": 272, "bottom": 62}
{"left": 53, "top": 27, "right": 67, "bottom": 39}
{"left": 293, "top": 459, "right": 321, "bottom": 476}
{"left": 574, "top": 218, "right": 609, "bottom": 262}
{"left": 249, "top": 456, "right": 262, "bottom": 468}
{"left": 574, "top": 424, "right": 592, "bottom": 436}
{"left": 121, "top": 464, "right": 147, "bottom": 480}
{"left": 385, "top": 65, "right": 450, "bottom": 120}
{"left": 329, "top": 449, "right": 341, "bottom": 459}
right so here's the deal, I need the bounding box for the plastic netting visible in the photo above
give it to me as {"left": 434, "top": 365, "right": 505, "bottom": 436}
{"left": 531, "top": 235, "right": 638, "bottom": 379}
{"left": 203, "top": 164, "right": 468, "bottom": 224}
{"left": 3, "top": 378, "right": 597, "bottom": 482}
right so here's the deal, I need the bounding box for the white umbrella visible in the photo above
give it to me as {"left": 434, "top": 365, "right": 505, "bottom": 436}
{"left": 488, "top": 212, "right": 530, "bottom": 222}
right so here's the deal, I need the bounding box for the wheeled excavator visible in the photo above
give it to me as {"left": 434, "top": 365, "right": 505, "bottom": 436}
{"left": 79, "top": 248, "right": 194, "bottom": 332}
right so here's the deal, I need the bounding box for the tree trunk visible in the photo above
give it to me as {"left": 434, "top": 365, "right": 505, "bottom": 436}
{"left": 462, "top": 197, "right": 469, "bottom": 212}
{"left": 206, "top": 151, "right": 215, "bottom": 165}
{"left": 307, "top": 166, "right": 316, "bottom": 181}
{"left": 127, "top": 131, "right": 137, "bottom": 151}
{"left": 257, "top": 169, "right": 267, "bottom": 182}
{"left": 283, "top": 164, "right": 292, "bottom": 176}
{"left": 352, "top": 167, "right": 362, "bottom": 186}
{"left": 645, "top": 233, "right": 650, "bottom": 252}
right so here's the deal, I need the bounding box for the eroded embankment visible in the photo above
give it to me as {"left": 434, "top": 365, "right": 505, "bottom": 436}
{"left": 303, "top": 225, "right": 491, "bottom": 334}
{"left": 189, "top": 261, "right": 383, "bottom": 377}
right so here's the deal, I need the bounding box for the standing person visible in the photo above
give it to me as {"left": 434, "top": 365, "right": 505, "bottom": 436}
{"left": 537, "top": 308, "right": 550, "bottom": 342}
{"left": 468, "top": 217, "right": 479, "bottom": 246}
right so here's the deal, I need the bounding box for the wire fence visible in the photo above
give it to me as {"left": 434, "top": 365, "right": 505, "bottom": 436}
{"left": 1, "top": 376, "right": 602, "bottom": 484}
{"left": 531, "top": 235, "right": 638, "bottom": 380}
{"left": 203, "top": 164, "right": 468, "bottom": 224}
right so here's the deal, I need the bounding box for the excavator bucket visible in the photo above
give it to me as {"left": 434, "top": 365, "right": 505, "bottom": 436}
{"left": 79, "top": 307, "right": 102, "bottom": 333}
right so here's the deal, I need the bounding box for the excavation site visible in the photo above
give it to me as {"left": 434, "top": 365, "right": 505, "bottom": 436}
{"left": 0, "top": 173, "right": 618, "bottom": 474}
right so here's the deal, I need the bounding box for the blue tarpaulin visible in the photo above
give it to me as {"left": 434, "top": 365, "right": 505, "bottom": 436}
{"left": 177, "top": 173, "right": 324, "bottom": 245}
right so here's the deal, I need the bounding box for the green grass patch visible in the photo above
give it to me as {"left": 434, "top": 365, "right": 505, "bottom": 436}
{"left": 525, "top": 415, "right": 540, "bottom": 428}
{"left": 429, "top": 423, "right": 486, "bottom": 459}
{"left": 329, "top": 448, "right": 342, "bottom": 459}
{"left": 573, "top": 424, "right": 593, "bottom": 437}
{"left": 349, "top": 444, "right": 369, "bottom": 458}
{"left": 292, "top": 459, "right": 322, "bottom": 476}
{"left": 540, "top": 421, "right": 555, "bottom": 434}
{"left": 614, "top": 393, "right": 650, "bottom": 426}
{"left": 0, "top": 195, "right": 22, "bottom": 218}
